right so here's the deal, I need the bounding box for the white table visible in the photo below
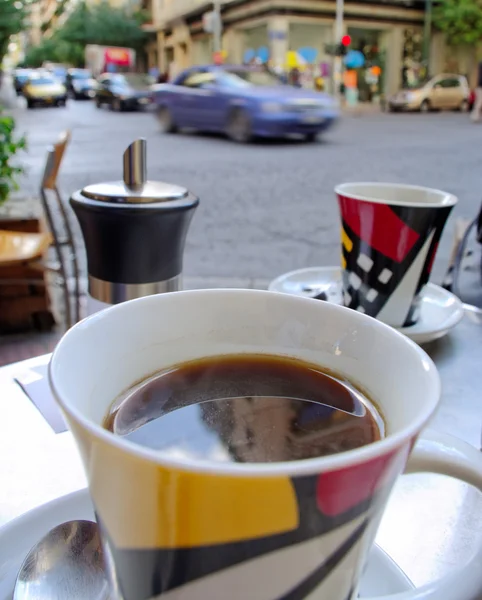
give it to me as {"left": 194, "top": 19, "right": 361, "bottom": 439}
{"left": 1, "top": 308, "right": 482, "bottom": 590}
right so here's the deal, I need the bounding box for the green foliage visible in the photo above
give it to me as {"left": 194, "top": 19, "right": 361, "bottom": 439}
{"left": 24, "top": 1, "right": 148, "bottom": 68}
{"left": 434, "top": 0, "right": 482, "bottom": 47}
{"left": 0, "top": 0, "right": 26, "bottom": 65}
{"left": 0, "top": 108, "right": 26, "bottom": 206}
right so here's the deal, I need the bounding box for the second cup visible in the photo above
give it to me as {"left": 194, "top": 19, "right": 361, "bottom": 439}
{"left": 335, "top": 182, "right": 456, "bottom": 328}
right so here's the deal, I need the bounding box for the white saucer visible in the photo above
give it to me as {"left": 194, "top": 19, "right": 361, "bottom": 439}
{"left": 269, "top": 266, "right": 465, "bottom": 345}
{"left": 0, "top": 488, "right": 413, "bottom": 599}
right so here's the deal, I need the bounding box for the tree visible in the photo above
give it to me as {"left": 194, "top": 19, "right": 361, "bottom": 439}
{"left": 24, "top": 1, "right": 147, "bottom": 68}
{"left": 0, "top": 0, "right": 26, "bottom": 65}
{"left": 434, "top": 0, "right": 482, "bottom": 73}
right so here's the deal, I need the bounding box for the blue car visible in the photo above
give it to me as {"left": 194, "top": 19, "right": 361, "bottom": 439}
{"left": 152, "top": 65, "right": 339, "bottom": 142}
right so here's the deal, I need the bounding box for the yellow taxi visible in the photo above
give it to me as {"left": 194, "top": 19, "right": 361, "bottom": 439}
{"left": 22, "top": 72, "right": 68, "bottom": 109}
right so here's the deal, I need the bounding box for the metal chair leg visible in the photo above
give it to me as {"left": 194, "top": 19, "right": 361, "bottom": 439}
{"left": 40, "top": 187, "right": 72, "bottom": 329}
{"left": 55, "top": 186, "right": 81, "bottom": 323}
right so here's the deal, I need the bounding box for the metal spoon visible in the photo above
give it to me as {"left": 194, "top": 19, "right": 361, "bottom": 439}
{"left": 14, "top": 520, "right": 110, "bottom": 600}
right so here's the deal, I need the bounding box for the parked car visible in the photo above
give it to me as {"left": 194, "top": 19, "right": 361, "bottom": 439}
{"left": 388, "top": 74, "right": 470, "bottom": 113}
{"left": 152, "top": 65, "right": 339, "bottom": 142}
{"left": 13, "top": 68, "right": 34, "bottom": 95}
{"left": 22, "top": 72, "right": 68, "bottom": 109}
{"left": 66, "top": 68, "right": 97, "bottom": 99}
{"left": 94, "top": 73, "right": 153, "bottom": 111}
{"left": 42, "top": 63, "right": 69, "bottom": 85}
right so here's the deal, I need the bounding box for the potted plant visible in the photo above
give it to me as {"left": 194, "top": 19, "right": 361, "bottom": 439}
{"left": 0, "top": 106, "right": 26, "bottom": 207}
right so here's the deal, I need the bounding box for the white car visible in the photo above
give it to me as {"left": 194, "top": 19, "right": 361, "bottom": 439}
{"left": 389, "top": 74, "right": 470, "bottom": 113}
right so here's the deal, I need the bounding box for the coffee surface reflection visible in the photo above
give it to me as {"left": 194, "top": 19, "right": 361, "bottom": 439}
{"left": 104, "top": 355, "right": 384, "bottom": 463}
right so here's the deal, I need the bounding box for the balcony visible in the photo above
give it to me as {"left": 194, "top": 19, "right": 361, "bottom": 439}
{"left": 158, "top": 0, "right": 234, "bottom": 25}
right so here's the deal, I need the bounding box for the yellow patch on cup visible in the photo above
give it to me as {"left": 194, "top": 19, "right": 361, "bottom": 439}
{"left": 75, "top": 425, "right": 299, "bottom": 550}
{"left": 341, "top": 227, "right": 353, "bottom": 253}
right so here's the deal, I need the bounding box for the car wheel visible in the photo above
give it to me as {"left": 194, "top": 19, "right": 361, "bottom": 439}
{"left": 113, "top": 98, "right": 123, "bottom": 112}
{"left": 157, "top": 107, "right": 177, "bottom": 133}
{"left": 305, "top": 132, "right": 319, "bottom": 143}
{"left": 95, "top": 96, "right": 102, "bottom": 108}
{"left": 459, "top": 99, "right": 470, "bottom": 113}
{"left": 226, "top": 108, "right": 252, "bottom": 143}
{"left": 419, "top": 99, "right": 430, "bottom": 113}
{"left": 26, "top": 99, "right": 34, "bottom": 109}
{"left": 57, "top": 98, "right": 67, "bottom": 107}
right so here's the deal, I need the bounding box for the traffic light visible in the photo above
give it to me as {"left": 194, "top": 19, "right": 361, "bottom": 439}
{"left": 341, "top": 35, "right": 351, "bottom": 47}
{"left": 335, "top": 35, "right": 351, "bottom": 57}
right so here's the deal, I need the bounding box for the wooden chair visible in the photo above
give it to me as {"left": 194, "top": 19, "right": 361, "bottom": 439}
{"left": 39, "top": 130, "right": 81, "bottom": 328}
{"left": 0, "top": 130, "right": 81, "bottom": 331}
{"left": 0, "top": 228, "right": 55, "bottom": 332}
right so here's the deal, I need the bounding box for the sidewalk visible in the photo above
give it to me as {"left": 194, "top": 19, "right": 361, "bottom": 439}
{"left": 342, "top": 101, "right": 383, "bottom": 116}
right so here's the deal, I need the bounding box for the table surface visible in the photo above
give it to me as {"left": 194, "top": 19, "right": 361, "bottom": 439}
{"left": 1, "top": 307, "right": 482, "bottom": 591}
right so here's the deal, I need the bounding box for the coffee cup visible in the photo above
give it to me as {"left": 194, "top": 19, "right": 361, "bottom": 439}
{"left": 50, "top": 289, "right": 482, "bottom": 600}
{"left": 335, "top": 183, "right": 457, "bottom": 327}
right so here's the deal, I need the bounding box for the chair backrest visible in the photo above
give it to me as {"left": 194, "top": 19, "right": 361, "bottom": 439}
{"left": 39, "top": 129, "right": 81, "bottom": 328}
{"left": 42, "top": 130, "right": 71, "bottom": 191}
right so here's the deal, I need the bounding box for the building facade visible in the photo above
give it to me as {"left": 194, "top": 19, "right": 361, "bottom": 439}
{"left": 145, "top": 0, "right": 472, "bottom": 97}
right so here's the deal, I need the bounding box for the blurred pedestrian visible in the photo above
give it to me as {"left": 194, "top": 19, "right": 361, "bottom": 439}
{"left": 301, "top": 65, "right": 314, "bottom": 89}
{"left": 315, "top": 76, "right": 325, "bottom": 91}
{"left": 471, "top": 61, "right": 482, "bottom": 122}
{"left": 289, "top": 67, "right": 301, "bottom": 88}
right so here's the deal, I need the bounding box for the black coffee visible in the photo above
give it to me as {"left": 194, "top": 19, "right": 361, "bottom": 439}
{"left": 104, "top": 354, "right": 384, "bottom": 463}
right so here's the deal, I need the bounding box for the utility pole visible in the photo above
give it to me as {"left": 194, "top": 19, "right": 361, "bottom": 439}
{"left": 213, "top": 0, "right": 222, "bottom": 54}
{"left": 422, "top": 0, "right": 432, "bottom": 73}
{"left": 333, "top": 0, "right": 345, "bottom": 97}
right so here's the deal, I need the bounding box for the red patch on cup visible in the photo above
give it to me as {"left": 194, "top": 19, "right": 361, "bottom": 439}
{"left": 316, "top": 447, "right": 407, "bottom": 516}
{"left": 338, "top": 194, "right": 420, "bottom": 263}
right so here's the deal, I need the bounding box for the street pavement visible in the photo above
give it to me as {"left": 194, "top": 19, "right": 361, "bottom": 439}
{"left": 11, "top": 99, "right": 482, "bottom": 291}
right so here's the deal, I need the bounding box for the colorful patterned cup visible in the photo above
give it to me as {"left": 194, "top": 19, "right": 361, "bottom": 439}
{"left": 50, "top": 290, "right": 482, "bottom": 600}
{"left": 335, "top": 183, "right": 457, "bottom": 327}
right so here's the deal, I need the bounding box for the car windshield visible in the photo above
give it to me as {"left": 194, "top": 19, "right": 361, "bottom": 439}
{"left": 72, "top": 71, "right": 91, "bottom": 80}
{"left": 30, "top": 76, "right": 56, "bottom": 85}
{"left": 221, "top": 69, "right": 282, "bottom": 88}
{"left": 113, "top": 73, "right": 153, "bottom": 88}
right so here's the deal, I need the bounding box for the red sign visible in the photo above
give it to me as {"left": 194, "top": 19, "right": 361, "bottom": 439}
{"left": 104, "top": 48, "right": 131, "bottom": 66}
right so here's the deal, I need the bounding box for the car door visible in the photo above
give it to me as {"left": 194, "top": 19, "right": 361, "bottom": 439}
{"left": 176, "top": 71, "right": 218, "bottom": 129}
{"left": 432, "top": 77, "right": 460, "bottom": 109}
{"left": 429, "top": 78, "right": 445, "bottom": 109}
{"left": 97, "top": 76, "right": 113, "bottom": 105}
{"left": 441, "top": 77, "right": 465, "bottom": 109}
{"left": 164, "top": 71, "right": 202, "bottom": 126}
